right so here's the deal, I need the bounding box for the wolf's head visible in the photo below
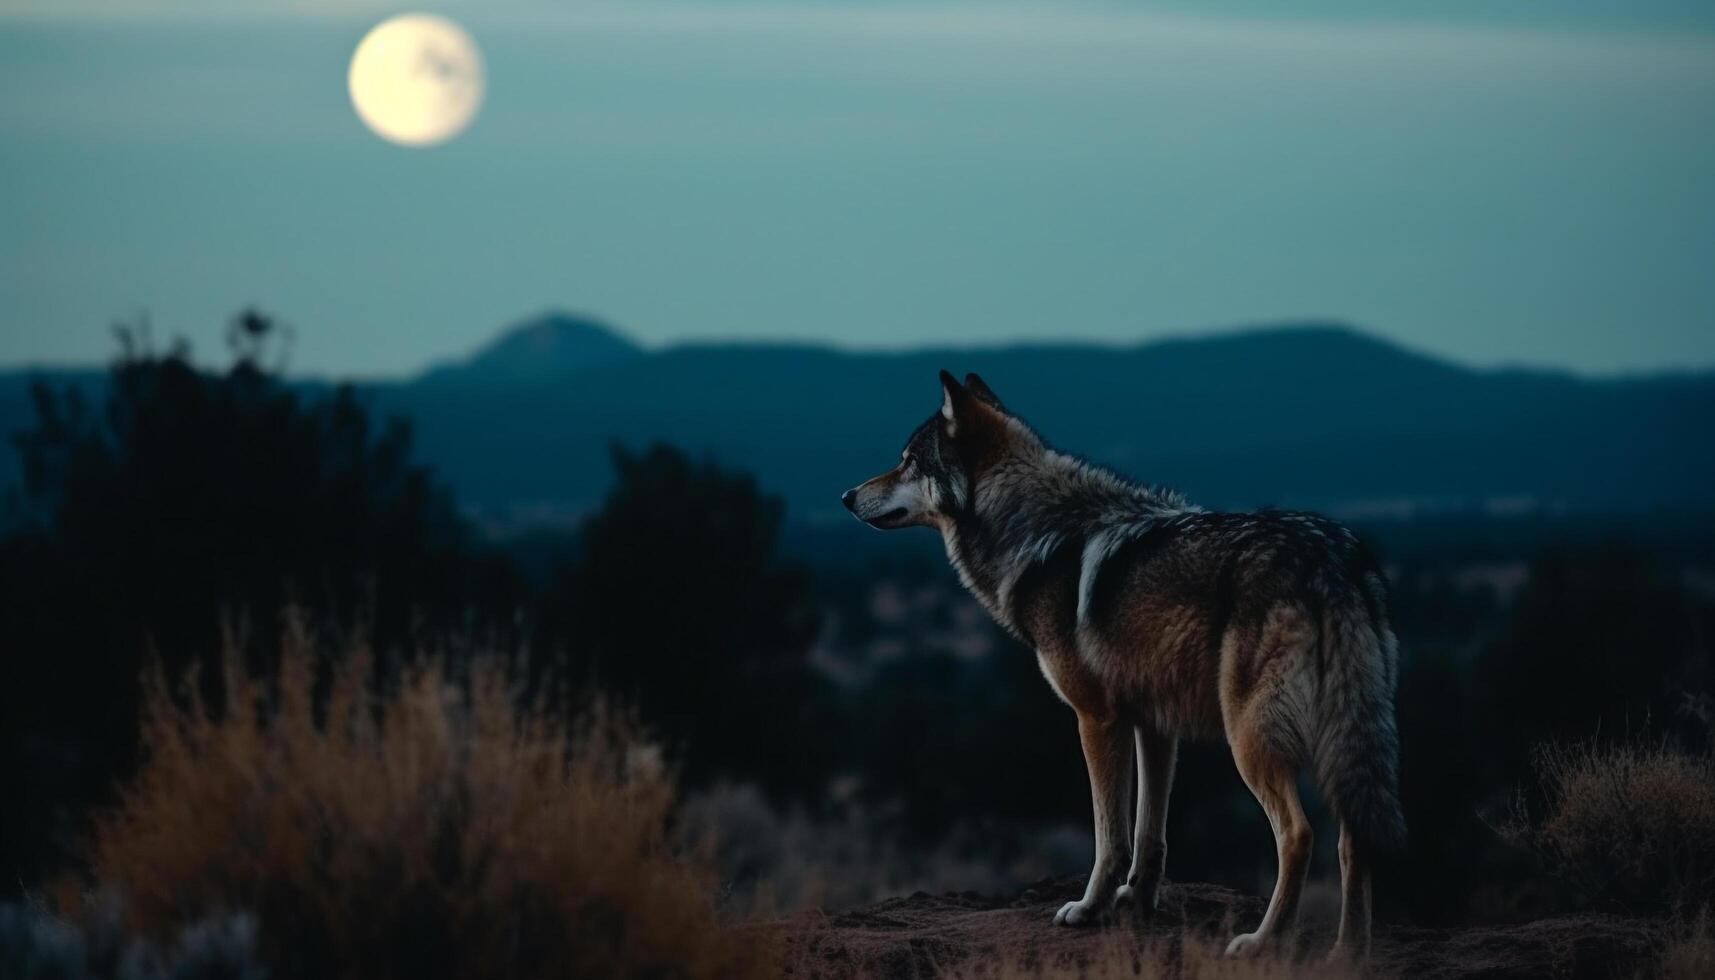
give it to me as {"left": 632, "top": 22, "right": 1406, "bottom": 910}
{"left": 842, "top": 370, "right": 1030, "bottom": 530}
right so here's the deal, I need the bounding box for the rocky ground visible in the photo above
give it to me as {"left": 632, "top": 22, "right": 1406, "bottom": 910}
{"left": 779, "top": 876, "right": 1668, "bottom": 979}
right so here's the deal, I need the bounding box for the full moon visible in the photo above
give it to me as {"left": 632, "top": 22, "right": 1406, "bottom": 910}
{"left": 348, "top": 14, "right": 484, "bottom": 147}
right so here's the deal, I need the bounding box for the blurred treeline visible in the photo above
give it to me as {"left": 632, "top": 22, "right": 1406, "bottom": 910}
{"left": 3, "top": 312, "right": 1713, "bottom": 926}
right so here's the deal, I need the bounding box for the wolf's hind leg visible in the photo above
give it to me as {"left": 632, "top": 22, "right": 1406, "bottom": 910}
{"left": 1224, "top": 739, "right": 1311, "bottom": 957}
{"left": 1054, "top": 713, "right": 1132, "bottom": 927}
{"left": 1329, "top": 824, "right": 1373, "bottom": 960}
{"left": 1115, "top": 726, "right": 1177, "bottom": 914}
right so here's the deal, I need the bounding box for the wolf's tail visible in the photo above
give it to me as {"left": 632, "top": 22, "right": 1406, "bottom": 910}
{"left": 1311, "top": 580, "right": 1407, "bottom": 853}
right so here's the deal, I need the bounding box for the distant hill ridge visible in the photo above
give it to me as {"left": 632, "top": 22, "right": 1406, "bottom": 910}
{"left": 4, "top": 315, "right": 1712, "bottom": 524}
{"left": 415, "top": 312, "right": 643, "bottom": 386}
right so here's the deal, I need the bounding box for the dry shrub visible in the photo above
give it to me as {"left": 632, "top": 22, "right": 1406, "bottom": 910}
{"left": 938, "top": 932, "right": 1367, "bottom": 980}
{"left": 81, "top": 621, "right": 776, "bottom": 980}
{"left": 1503, "top": 739, "right": 1715, "bottom": 914}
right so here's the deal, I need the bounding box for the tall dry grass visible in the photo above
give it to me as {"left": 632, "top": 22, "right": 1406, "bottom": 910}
{"left": 77, "top": 620, "right": 776, "bottom": 980}
{"left": 1503, "top": 739, "right": 1715, "bottom": 915}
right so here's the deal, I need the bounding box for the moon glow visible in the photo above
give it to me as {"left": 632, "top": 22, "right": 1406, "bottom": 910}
{"left": 348, "top": 14, "right": 484, "bottom": 147}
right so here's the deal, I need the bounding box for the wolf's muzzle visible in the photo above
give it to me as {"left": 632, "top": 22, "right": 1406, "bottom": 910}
{"left": 841, "top": 489, "right": 858, "bottom": 512}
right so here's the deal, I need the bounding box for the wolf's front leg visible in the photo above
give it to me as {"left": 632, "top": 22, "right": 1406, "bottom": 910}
{"left": 1115, "top": 727, "right": 1177, "bottom": 915}
{"left": 1055, "top": 713, "right": 1133, "bottom": 927}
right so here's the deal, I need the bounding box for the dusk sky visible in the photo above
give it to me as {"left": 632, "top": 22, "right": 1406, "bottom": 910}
{"left": 2, "top": 1, "right": 1712, "bottom": 377}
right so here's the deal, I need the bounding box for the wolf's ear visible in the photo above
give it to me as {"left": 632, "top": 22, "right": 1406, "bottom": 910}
{"left": 963, "top": 373, "right": 1006, "bottom": 412}
{"left": 939, "top": 369, "right": 997, "bottom": 438}
{"left": 938, "top": 369, "right": 966, "bottom": 424}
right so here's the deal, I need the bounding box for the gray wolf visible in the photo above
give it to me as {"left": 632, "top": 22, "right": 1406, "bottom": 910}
{"left": 841, "top": 371, "right": 1404, "bottom": 958}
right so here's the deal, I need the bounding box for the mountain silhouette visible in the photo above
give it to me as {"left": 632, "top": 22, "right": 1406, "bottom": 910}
{"left": 5, "top": 317, "right": 1712, "bottom": 527}
{"left": 413, "top": 312, "right": 642, "bottom": 387}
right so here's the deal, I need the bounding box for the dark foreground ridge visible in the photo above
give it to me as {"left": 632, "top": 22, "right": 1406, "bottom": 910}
{"left": 779, "top": 876, "right": 1665, "bottom": 979}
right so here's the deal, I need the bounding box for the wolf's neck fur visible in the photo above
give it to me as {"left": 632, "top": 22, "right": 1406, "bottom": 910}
{"left": 942, "top": 440, "right": 1193, "bottom": 638}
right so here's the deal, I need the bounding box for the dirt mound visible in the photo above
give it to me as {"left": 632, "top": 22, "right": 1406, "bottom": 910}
{"left": 783, "top": 876, "right": 1667, "bottom": 979}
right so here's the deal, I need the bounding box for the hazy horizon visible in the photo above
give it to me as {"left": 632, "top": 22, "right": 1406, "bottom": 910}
{"left": 9, "top": 313, "right": 1714, "bottom": 386}
{"left": 4, "top": 1, "right": 1712, "bottom": 376}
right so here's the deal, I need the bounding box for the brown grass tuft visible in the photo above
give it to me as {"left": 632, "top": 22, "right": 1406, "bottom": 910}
{"left": 1503, "top": 739, "right": 1715, "bottom": 915}
{"left": 81, "top": 618, "right": 776, "bottom": 979}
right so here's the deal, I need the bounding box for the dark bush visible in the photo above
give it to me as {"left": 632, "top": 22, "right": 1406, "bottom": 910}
{"left": 544, "top": 443, "right": 827, "bottom": 796}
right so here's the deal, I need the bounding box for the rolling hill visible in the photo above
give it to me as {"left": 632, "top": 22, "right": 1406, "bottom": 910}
{"left": 4, "top": 315, "right": 1712, "bottom": 527}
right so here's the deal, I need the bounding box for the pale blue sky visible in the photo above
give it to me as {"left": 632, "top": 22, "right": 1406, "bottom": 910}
{"left": 2, "top": 1, "right": 1712, "bottom": 376}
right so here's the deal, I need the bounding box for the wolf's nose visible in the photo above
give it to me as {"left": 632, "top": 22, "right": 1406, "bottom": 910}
{"left": 841, "top": 489, "right": 857, "bottom": 512}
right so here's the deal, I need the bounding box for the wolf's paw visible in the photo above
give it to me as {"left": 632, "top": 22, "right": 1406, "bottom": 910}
{"left": 1225, "top": 932, "right": 1268, "bottom": 958}
{"left": 1053, "top": 899, "right": 1102, "bottom": 927}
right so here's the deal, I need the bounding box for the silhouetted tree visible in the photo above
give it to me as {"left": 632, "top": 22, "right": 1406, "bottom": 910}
{"left": 1475, "top": 547, "right": 1715, "bottom": 785}
{"left": 854, "top": 638, "right": 1087, "bottom": 830}
{"left": 1389, "top": 546, "right": 1715, "bottom": 921}
{"left": 546, "top": 443, "right": 826, "bottom": 795}
{"left": 0, "top": 312, "right": 518, "bottom": 887}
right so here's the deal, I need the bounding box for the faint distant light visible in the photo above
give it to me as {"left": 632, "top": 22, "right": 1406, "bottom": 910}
{"left": 348, "top": 13, "right": 485, "bottom": 147}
